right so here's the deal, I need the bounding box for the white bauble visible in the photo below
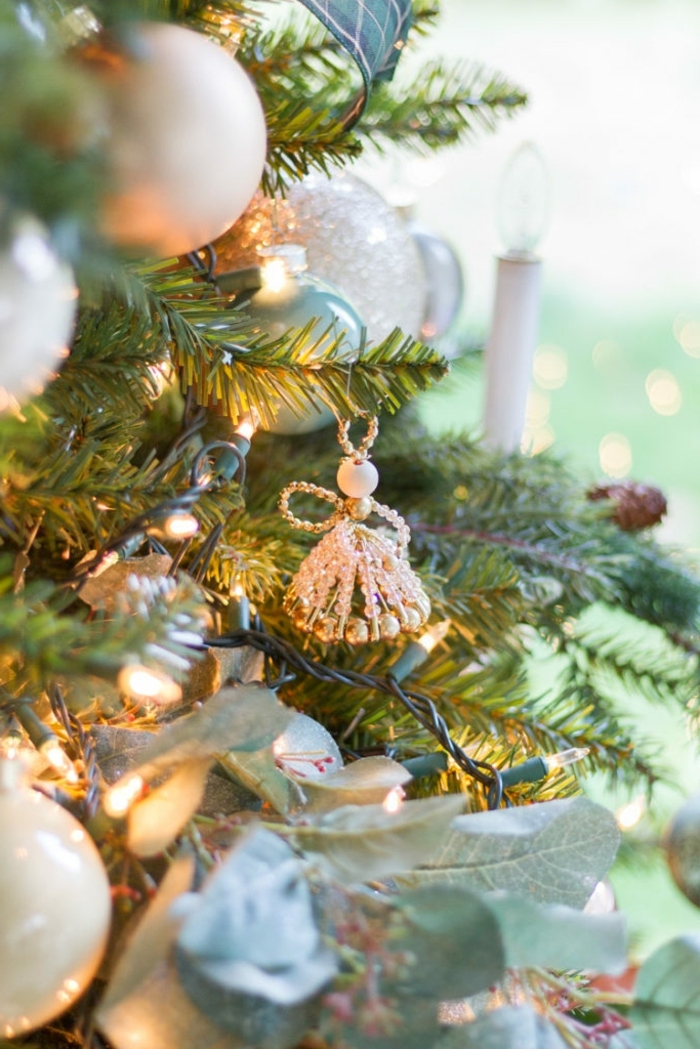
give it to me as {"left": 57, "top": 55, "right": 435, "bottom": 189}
{"left": 102, "top": 22, "right": 267, "bottom": 257}
{"left": 0, "top": 217, "right": 76, "bottom": 403}
{"left": 0, "top": 759, "right": 111, "bottom": 1036}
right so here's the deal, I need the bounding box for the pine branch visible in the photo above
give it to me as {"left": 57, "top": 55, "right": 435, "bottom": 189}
{"left": 361, "top": 59, "right": 528, "bottom": 152}
{"left": 262, "top": 99, "right": 364, "bottom": 195}
{"left": 117, "top": 263, "right": 449, "bottom": 423}
{"left": 0, "top": 569, "right": 206, "bottom": 691}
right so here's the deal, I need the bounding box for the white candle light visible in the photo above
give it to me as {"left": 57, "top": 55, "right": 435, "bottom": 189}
{"left": 483, "top": 143, "right": 550, "bottom": 452}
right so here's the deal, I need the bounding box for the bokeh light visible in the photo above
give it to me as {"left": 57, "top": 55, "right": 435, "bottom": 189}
{"left": 645, "top": 369, "right": 681, "bottom": 415}
{"left": 533, "top": 343, "right": 568, "bottom": 389}
{"left": 592, "top": 339, "right": 622, "bottom": 370}
{"left": 677, "top": 319, "right": 700, "bottom": 358}
{"left": 599, "top": 432, "right": 632, "bottom": 478}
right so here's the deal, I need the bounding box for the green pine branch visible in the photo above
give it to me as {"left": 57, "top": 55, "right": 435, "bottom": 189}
{"left": 361, "top": 58, "right": 528, "bottom": 152}
{"left": 0, "top": 568, "right": 206, "bottom": 692}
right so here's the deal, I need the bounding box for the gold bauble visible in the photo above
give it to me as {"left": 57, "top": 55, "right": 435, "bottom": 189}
{"left": 0, "top": 759, "right": 111, "bottom": 1036}
{"left": 379, "top": 613, "right": 401, "bottom": 640}
{"left": 315, "top": 616, "right": 338, "bottom": 643}
{"left": 400, "top": 607, "right": 422, "bottom": 633}
{"left": 345, "top": 618, "right": 370, "bottom": 645}
{"left": 346, "top": 496, "right": 373, "bottom": 521}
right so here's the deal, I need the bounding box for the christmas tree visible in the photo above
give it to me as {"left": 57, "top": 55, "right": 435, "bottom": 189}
{"left": 1, "top": 2, "right": 700, "bottom": 1047}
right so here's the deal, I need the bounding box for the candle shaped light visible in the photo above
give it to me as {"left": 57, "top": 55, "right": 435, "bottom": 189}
{"left": 483, "top": 142, "right": 550, "bottom": 452}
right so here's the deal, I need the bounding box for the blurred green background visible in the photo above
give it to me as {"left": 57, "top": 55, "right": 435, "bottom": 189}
{"left": 362, "top": 0, "right": 700, "bottom": 957}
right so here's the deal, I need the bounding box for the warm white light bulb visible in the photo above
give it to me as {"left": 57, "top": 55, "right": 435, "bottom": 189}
{"left": 104, "top": 773, "right": 145, "bottom": 818}
{"left": 417, "top": 619, "right": 452, "bottom": 655}
{"left": 118, "top": 664, "right": 182, "bottom": 706}
{"left": 39, "top": 739, "right": 79, "bottom": 784}
{"left": 260, "top": 257, "right": 289, "bottom": 294}
{"left": 497, "top": 142, "right": 550, "bottom": 256}
{"left": 163, "top": 511, "right": 199, "bottom": 540}
{"left": 234, "top": 417, "right": 257, "bottom": 441}
{"left": 382, "top": 785, "right": 405, "bottom": 814}
{"left": 616, "top": 795, "right": 646, "bottom": 831}
{"left": 543, "top": 747, "right": 590, "bottom": 772}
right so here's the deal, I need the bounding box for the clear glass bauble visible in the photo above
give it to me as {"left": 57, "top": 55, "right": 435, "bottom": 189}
{"left": 213, "top": 172, "right": 427, "bottom": 345}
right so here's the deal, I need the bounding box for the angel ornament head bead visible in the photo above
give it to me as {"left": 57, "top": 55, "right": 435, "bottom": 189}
{"left": 279, "top": 416, "right": 430, "bottom": 645}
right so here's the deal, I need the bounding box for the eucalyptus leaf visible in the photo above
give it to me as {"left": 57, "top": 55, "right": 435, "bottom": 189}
{"left": 174, "top": 828, "right": 337, "bottom": 1045}
{"left": 630, "top": 934, "right": 700, "bottom": 1048}
{"left": 96, "top": 852, "right": 244, "bottom": 1049}
{"left": 290, "top": 795, "right": 465, "bottom": 883}
{"left": 396, "top": 797, "right": 619, "bottom": 908}
{"left": 293, "top": 756, "right": 412, "bottom": 813}
{"left": 438, "top": 1005, "right": 569, "bottom": 1049}
{"left": 130, "top": 684, "right": 295, "bottom": 781}
{"left": 219, "top": 747, "right": 298, "bottom": 814}
{"left": 393, "top": 885, "right": 505, "bottom": 999}
{"left": 128, "top": 757, "right": 213, "bottom": 857}
{"left": 485, "top": 892, "right": 627, "bottom": 974}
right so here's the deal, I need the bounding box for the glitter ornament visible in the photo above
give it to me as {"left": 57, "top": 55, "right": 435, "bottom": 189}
{"left": 100, "top": 22, "right": 267, "bottom": 257}
{"left": 279, "top": 417, "right": 430, "bottom": 644}
{"left": 213, "top": 172, "right": 427, "bottom": 343}
{"left": 0, "top": 215, "right": 76, "bottom": 404}
{"left": 0, "top": 758, "right": 111, "bottom": 1036}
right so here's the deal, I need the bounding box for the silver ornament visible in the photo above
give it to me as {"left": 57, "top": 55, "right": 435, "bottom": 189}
{"left": 410, "top": 222, "right": 465, "bottom": 342}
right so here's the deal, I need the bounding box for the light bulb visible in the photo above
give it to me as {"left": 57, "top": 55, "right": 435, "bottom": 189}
{"left": 260, "top": 257, "right": 288, "bottom": 294}
{"left": 497, "top": 142, "right": 550, "bottom": 256}
{"left": 234, "top": 416, "right": 257, "bottom": 442}
{"left": 543, "top": 747, "right": 590, "bottom": 772}
{"left": 258, "top": 244, "right": 308, "bottom": 296}
{"left": 104, "top": 773, "right": 145, "bottom": 818}
{"left": 417, "top": 619, "right": 452, "bottom": 655}
{"left": 162, "top": 511, "right": 199, "bottom": 540}
{"left": 39, "top": 739, "right": 79, "bottom": 784}
{"left": 616, "top": 795, "right": 646, "bottom": 831}
{"left": 382, "top": 785, "right": 405, "bottom": 814}
{"left": 117, "top": 664, "right": 182, "bottom": 706}
{"left": 228, "top": 580, "right": 250, "bottom": 630}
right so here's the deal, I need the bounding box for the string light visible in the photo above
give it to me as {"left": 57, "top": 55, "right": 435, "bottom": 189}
{"left": 159, "top": 511, "right": 200, "bottom": 540}
{"left": 117, "top": 664, "right": 182, "bottom": 706}
{"left": 382, "top": 785, "right": 405, "bottom": 814}
{"left": 103, "top": 773, "right": 145, "bottom": 818}
{"left": 260, "top": 256, "right": 289, "bottom": 294}
{"left": 388, "top": 620, "right": 452, "bottom": 682}
{"left": 228, "top": 580, "right": 250, "bottom": 631}
{"left": 616, "top": 795, "right": 646, "bottom": 831}
{"left": 13, "top": 703, "right": 79, "bottom": 783}
{"left": 39, "top": 739, "right": 79, "bottom": 784}
{"left": 234, "top": 415, "right": 257, "bottom": 442}
{"left": 499, "top": 747, "right": 590, "bottom": 789}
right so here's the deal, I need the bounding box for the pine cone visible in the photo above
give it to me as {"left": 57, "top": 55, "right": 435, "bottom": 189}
{"left": 588, "top": 481, "right": 667, "bottom": 531}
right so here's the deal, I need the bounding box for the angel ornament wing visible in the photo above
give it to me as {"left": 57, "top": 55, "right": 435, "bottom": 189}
{"left": 279, "top": 417, "right": 430, "bottom": 645}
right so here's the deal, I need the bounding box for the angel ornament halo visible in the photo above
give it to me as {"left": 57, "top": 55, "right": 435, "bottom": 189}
{"left": 279, "top": 416, "right": 431, "bottom": 645}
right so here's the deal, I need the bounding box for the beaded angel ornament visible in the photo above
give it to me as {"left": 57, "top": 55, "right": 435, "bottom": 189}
{"left": 279, "top": 416, "right": 431, "bottom": 644}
